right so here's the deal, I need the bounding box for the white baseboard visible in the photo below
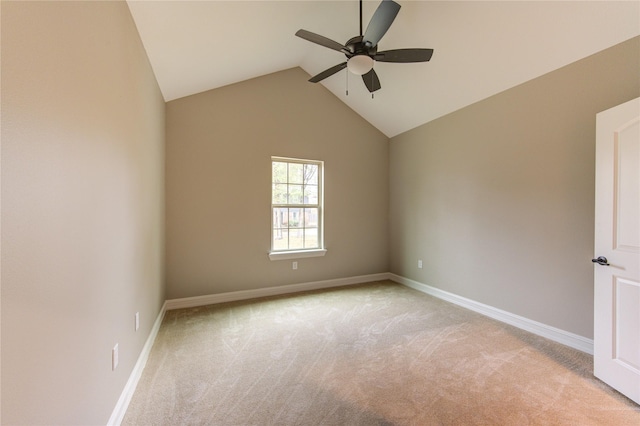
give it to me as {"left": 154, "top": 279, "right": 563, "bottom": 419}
{"left": 107, "top": 301, "right": 167, "bottom": 426}
{"left": 165, "top": 273, "right": 391, "bottom": 310}
{"left": 166, "top": 273, "right": 593, "bottom": 354}
{"left": 390, "top": 274, "right": 594, "bottom": 355}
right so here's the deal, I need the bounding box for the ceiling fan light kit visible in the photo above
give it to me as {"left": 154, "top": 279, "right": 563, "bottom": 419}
{"left": 295, "top": 0, "right": 434, "bottom": 94}
{"left": 347, "top": 55, "right": 374, "bottom": 75}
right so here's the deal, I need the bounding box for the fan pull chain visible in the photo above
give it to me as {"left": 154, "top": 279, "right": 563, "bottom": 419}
{"left": 371, "top": 67, "right": 374, "bottom": 99}
{"left": 346, "top": 70, "right": 349, "bottom": 96}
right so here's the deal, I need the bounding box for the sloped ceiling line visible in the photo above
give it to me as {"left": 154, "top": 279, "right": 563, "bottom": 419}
{"left": 126, "top": 1, "right": 639, "bottom": 137}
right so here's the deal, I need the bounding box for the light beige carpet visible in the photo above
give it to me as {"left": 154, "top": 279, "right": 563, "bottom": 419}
{"left": 123, "top": 280, "right": 639, "bottom": 425}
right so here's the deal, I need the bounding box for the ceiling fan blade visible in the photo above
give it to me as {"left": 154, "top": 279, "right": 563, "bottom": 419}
{"left": 309, "top": 62, "right": 348, "bottom": 83}
{"left": 363, "top": 0, "right": 401, "bottom": 48}
{"left": 361, "top": 69, "right": 381, "bottom": 93}
{"left": 295, "top": 29, "right": 349, "bottom": 54}
{"left": 374, "top": 48, "right": 434, "bottom": 63}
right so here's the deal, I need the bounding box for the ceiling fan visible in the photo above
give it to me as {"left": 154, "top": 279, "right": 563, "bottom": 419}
{"left": 295, "top": 0, "right": 434, "bottom": 94}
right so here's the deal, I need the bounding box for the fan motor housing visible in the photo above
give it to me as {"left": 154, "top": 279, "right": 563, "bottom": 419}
{"left": 345, "top": 36, "right": 377, "bottom": 58}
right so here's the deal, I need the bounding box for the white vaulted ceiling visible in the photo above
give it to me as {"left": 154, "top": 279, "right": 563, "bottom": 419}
{"left": 126, "top": 1, "right": 639, "bottom": 137}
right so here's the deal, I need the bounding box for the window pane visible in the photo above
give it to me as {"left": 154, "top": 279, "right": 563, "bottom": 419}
{"left": 288, "top": 208, "right": 302, "bottom": 228}
{"left": 273, "top": 228, "right": 288, "bottom": 250}
{"left": 273, "top": 207, "right": 288, "bottom": 228}
{"left": 304, "top": 228, "right": 318, "bottom": 248}
{"left": 288, "top": 184, "right": 303, "bottom": 204}
{"left": 304, "top": 208, "right": 318, "bottom": 227}
{"left": 289, "top": 228, "right": 304, "bottom": 249}
{"left": 304, "top": 164, "right": 318, "bottom": 185}
{"left": 304, "top": 185, "right": 318, "bottom": 204}
{"left": 273, "top": 162, "right": 287, "bottom": 183}
{"left": 289, "top": 163, "right": 303, "bottom": 184}
{"left": 273, "top": 184, "right": 288, "bottom": 203}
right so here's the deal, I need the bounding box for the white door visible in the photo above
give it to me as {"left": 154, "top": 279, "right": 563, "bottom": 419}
{"left": 594, "top": 97, "right": 640, "bottom": 404}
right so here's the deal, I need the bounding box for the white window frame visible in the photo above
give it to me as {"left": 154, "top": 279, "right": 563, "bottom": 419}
{"left": 269, "top": 156, "right": 326, "bottom": 261}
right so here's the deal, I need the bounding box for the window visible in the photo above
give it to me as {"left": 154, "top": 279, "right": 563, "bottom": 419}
{"left": 270, "top": 157, "right": 325, "bottom": 260}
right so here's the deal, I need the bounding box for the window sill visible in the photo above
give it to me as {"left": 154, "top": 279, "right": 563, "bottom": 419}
{"left": 269, "top": 249, "right": 327, "bottom": 261}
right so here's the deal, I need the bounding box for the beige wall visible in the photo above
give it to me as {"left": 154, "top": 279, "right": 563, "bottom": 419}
{"left": 1, "top": 1, "right": 165, "bottom": 424}
{"left": 165, "top": 67, "right": 389, "bottom": 299}
{"left": 389, "top": 37, "right": 640, "bottom": 339}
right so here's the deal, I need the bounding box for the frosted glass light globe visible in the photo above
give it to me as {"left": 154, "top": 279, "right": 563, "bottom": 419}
{"left": 347, "top": 55, "right": 374, "bottom": 75}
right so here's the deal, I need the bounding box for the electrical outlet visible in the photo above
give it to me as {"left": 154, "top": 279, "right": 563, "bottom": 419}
{"left": 418, "top": 259, "right": 423, "bottom": 269}
{"left": 292, "top": 261, "right": 298, "bottom": 270}
{"left": 135, "top": 312, "right": 140, "bottom": 331}
{"left": 112, "top": 344, "right": 119, "bottom": 371}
